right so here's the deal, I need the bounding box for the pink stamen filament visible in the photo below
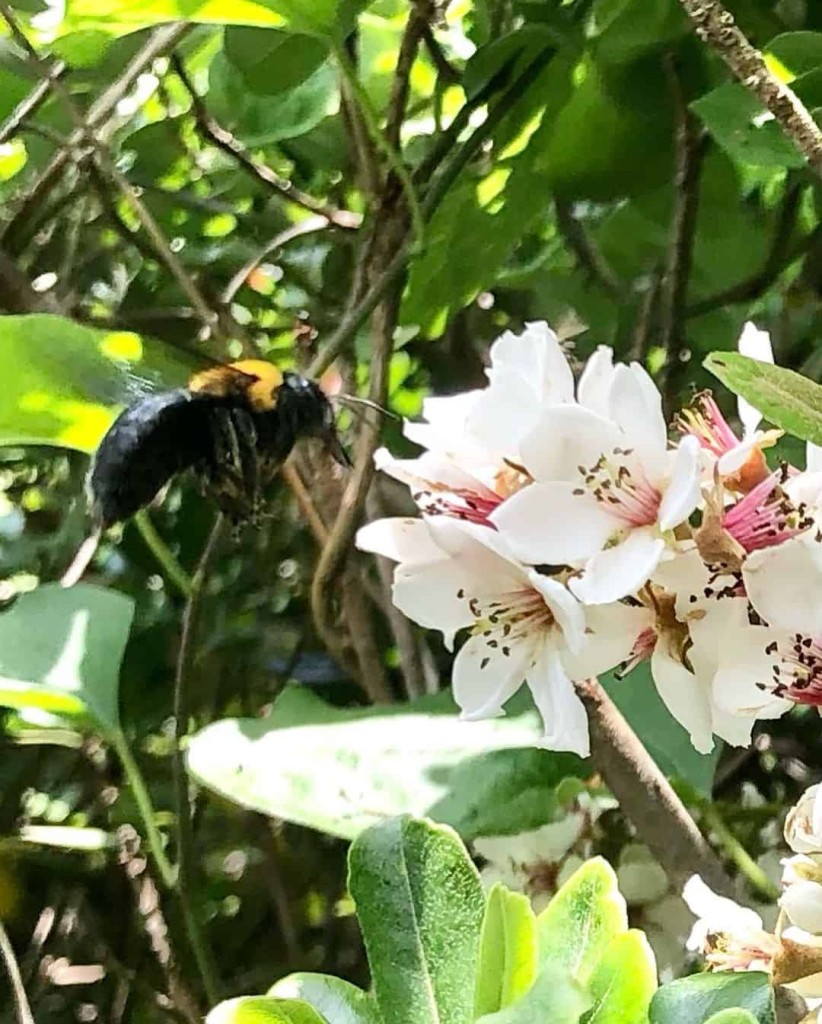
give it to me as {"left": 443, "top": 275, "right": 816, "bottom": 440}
{"left": 416, "top": 487, "right": 502, "bottom": 526}
{"left": 722, "top": 473, "right": 812, "bottom": 553}
{"left": 678, "top": 393, "right": 740, "bottom": 457}
{"left": 458, "top": 587, "right": 553, "bottom": 668}
{"left": 578, "top": 453, "right": 661, "bottom": 527}
{"left": 763, "top": 634, "right": 822, "bottom": 706}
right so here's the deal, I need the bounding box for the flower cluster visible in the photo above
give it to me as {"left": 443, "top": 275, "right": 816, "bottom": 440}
{"left": 684, "top": 783, "right": 822, "bottom": 1005}
{"left": 357, "top": 321, "right": 822, "bottom": 758}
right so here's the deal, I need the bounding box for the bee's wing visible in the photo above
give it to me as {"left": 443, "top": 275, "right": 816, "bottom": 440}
{"left": 0, "top": 314, "right": 227, "bottom": 455}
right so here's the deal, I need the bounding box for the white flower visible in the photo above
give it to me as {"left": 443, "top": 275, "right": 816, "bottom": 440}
{"left": 674, "top": 323, "right": 780, "bottom": 490}
{"left": 786, "top": 786, "right": 822, "bottom": 855}
{"left": 466, "top": 321, "right": 576, "bottom": 462}
{"left": 742, "top": 529, "right": 822, "bottom": 638}
{"left": 474, "top": 814, "right": 586, "bottom": 914}
{"left": 781, "top": 879, "right": 822, "bottom": 936}
{"left": 683, "top": 875, "right": 778, "bottom": 971}
{"left": 356, "top": 516, "right": 600, "bottom": 756}
{"left": 491, "top": 367, "right": 702, "bottom": 604}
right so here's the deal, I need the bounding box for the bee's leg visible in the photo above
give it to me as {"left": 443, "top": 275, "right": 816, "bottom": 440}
{"left": 231, "top": 408, "right": 261, "bottom": 521}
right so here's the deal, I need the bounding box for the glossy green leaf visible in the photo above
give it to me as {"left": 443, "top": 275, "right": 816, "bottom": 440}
{"left": 474, "top": 884, "right": 538, "bottom": 1018}
{"left": 206, "top": 997, "right": 329, "bottom": 1024}
{"left": 475, "top": 962, "right": 591, "bottom": 1024}
{"left": 0, "top": 314, "right": 195, "bottom": 454}
{"left": 649, "top": 972, "right": 775, "bottom": 1024}
{"left": 208, "top": 53, "right": 338, "bottom": 145}
{"left": 186, "top": 685, "right": 587, "bottom": 841}
{"left": 268, "top": 975, "right": 379, "bottom": 1024}
{"left": 62, "top": 0, "right": 363, "bottom": 38}
{"left": 348, "top": 816, "right": 485, "bottom": 1024}
{"left": 224, "top": 27, "right": 328, "bottom": 95}
{"left": 0, "top": 583, "right": 134, "bottom": 732}
{"left": 704, "top": 351, "right": 822, "bottom": 447}
{"left": 703, "top": 1012, "right": 759, "bottom": 1024}
{"left": 536, "top": 858, "right": 627, "bottom": 988}
{"left": 580, "top": 930, "right": 657, "bottom": 1024}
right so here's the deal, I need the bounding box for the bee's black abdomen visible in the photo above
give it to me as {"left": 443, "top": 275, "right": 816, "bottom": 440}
{"left": 90, "top": 389, "right": 213, "bottom": 526}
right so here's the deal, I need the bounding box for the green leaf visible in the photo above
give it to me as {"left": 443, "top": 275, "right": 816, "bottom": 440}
{"left": 206, "top": 997, "right": 330, "bottom": 1024}
{"left": 649, "top": 973, "right": 775, "bottom": 1024}
{"left": 62, "top": 0, "right": 363, "bottom": 38}
{"left": 475, "top": 962, "right": 591, "bottom": 1024}
{"left": 0, "top": 313, "right": 195, "bottom": 453}
{"left": 600, "top": 660, "right": 720, "bottom": 795}
{"left": 474, "top": 884, "right": 538, "bottom": 1018}
{"left": 536, "top": 858, "right": 627, "bottom": 988}
{"left": 207, "top": 53, "right": 338, "bottom": 145}
{"left": 224, "top": 27, "right": 328, "bottom": 95}
{"left": 0, "top": 583, "right": 134, "bottom": 732}
{"left": 186, "top": 685, "right": 587, "bottom": 841}
{"left": 268, "top": 975, "right": 380, "bottom": 1024}
{"left": 704, "top": 1012, "right": 759, "bottom": 1024}
{"left": 348, "top": 816, "right": 485, "bottom": 1024}
{"left": 580, "top": 930, "right": 657, "bottom": 1024}
{"left": 704, "top": 351, "right": 822, "bottom": 447}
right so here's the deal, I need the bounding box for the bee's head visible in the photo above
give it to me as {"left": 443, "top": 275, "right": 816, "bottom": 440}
{"left": 279, "top": 371, "right": 352, "bottom": 468}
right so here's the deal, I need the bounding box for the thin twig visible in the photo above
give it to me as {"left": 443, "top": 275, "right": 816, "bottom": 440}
{"left": 1, "top": 23, "right": 189, "bottom": 243}
{"left": 172, "top": 513, "right": 225, "bottom": 1006}
{"left": 170, "top": 53, "right": 358, "bottom": 230}
{"left": 0, "top": 4, "right": 219, "bottom": 337}
{"left": 221, "top": 215, "right": 339, "bottom": 305}
{"left": 554, "top": 198, "right": 621, "bottom": 298}
{"left": 686, "top": 178, "right": 806, "bottom": 317}
{"left": 659, "top": 55, "right": 707, "bottom": 407}
{"left": 385, "top": 0, "right": 430, "bottom": 152}
{"left": 421, "top": 22, "right": 459, "bottom": 85}
{"left": 576, "top": 678, "right": 734, "bottom": 895}
{"left": 0, "top": 59, "right": 66, "bottom": 145}
{"left": 282, "top": 461, "right": 329, "bottom": 545}
{"left": 678, "top": 0, "right": 822, "bottom": 175}
{"left": 0, "top": 919, "right": 35, "bottom": 1024}
{"left": 134, "top": 510, "right": 194, "bottom": 600}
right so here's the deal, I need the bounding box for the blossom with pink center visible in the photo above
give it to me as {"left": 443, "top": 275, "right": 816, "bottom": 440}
{"left": 721, "top": 472, "right": 813, "bottom": 554}
{"left": 490, "top": 367, "right": 702, "bottom": 604}
{"left": 742, "top": 527, "right": 822, "bottom": 637}
{"left": 675, "top": 323, "right": 781, "bottom": 490}
{"left": 356, "top": 515, "right": 636, "bottom": 757}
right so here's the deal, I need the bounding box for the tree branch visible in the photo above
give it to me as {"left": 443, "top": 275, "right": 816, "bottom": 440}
{"left": 0, "top": 59, "right": 65, "bottom": 145}
{"left": 0, "top": 919, "right": 34, "bottom": 1024}
{"left": 576, "top": 678, "right": 734, "bottom": 895}
{"left": 170, "top": 53, "right": 359, "bottom": 230}
{"left": 677, "top": 0, "right": 822, "bottom": 176}
{"left": 554, "top": 198, "right": 621, "bottom": 298}
{"left": 659, "top": 55, "right": 708, "bottom": 407}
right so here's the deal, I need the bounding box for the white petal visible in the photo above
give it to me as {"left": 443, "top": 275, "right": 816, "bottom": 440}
{"left": 808, "top": 443, "right": 822, "bottom": 474}
{"left": 490, "top": 482, "right": 616, "bottom": 565}
{"left": 527, "top": 571, "right": 586, "bottom": 653}
{"left": 466, "top": 371, "right": 544, "bottom": 462}
{"left": 682, "top": 875, "right": 764, "bottom": 940}
{"left": 526, "top": 645, "right": 590, "bottom": 756}
{"left": 743, "top": 533, "right": 822, "bottom": 635}
{"left": 710, "top": 637, "right": 791, "bottom": 718}
{"left": 716, "top": 433, "right": 762, "bottom": 477}
{"left": 356, "top": 517, "right": 446, "bottom": 564}
{"left": 780, "top": 881, "right": 822, "bottom": 934}
{"left": 577, "top": 345, "right": 615, "bottom": 415}
{"left": 657, "top": 435, "right": 702, "bottom": 531}
{"left": 404, "top": 390, "right": 483, "bottom": 451}
{"left": 563, "top": 601, "right": 649, "bottom": 680}
{"left": 392, "top": 560, "right": 475, "bottom": 648}
{"left": 520, "top": 405, "right": 625, "bottom": 483}
{"left": 570, "top": 528, "right": 666, "bottom": 605}
{"left": 488, "top": 321, "right": 575, "bottom": 404}
{"left": 374, "top": 448, "right": 497, "bottom": 499}
{"left": 736, "top": 321, "right": 773, "bottom": 438}
{"left": 609, "top": 364, "right": 667, "bottom": 478}
{"left": 650, "top": 649, "right": 714, "bottom": 754}
{"left": 710, "top": 707, "right": 756, "bottom": 748}
{"left": 452, "top": 632, "right": 530, "bottom": 720}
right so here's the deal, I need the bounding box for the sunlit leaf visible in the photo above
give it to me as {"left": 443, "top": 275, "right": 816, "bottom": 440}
{"left": 649, "top": 973, "right": 775, "bottom": 1024}
{"left": 0, "top": 583, "right": 134, "bottom": 732}
{"left": 580, "top": 930, "right": 657, "bottom": 1024}
{"left": 475, "top": 963, "right": 591, "bottom": 1024}
{"left": 536, "top": 858, "right": 627, "bottom": 987}
{"left": 269, "top": 974, "right": 379, "bottom": 1024}
{"left": 473, "top": 884, "right": 538, "bottom": 1018}
{"left": 348, "top": 816, "right": 485, "bottom": 1024}
{"left": 186, "top": 686, "right": 588, "bottom": 841}
{"left": 704, "top": 351, "right": 822, "bottom": 447}
{"left": 206, "top": 996, "right": 329, "bottom": 1024}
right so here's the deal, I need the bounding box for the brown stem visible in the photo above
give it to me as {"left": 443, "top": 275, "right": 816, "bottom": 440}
{"left": 677, "top": 0, "right": 822, "bottom": 176}
{"left": 576, "top": 678, "right": 734, "bottom": 895}
{"left": 0, "top": 59, "right": 66, "bottom": 145}
{"left": 555, "top": 198, "right": 621, "bottom": 299}
{"left": 170, "top": 53, "right": 358, "bottom": 230}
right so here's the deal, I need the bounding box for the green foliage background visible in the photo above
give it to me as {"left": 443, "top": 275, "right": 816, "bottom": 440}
{"left": 0, "top": 0, "right": 820, "bottom": 1021}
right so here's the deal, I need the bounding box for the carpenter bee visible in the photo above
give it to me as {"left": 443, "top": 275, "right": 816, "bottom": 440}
{"left": 61, "top": 357, "right": 355, "bottom": 586}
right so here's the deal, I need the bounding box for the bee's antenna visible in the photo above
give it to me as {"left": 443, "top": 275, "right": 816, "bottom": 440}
{"left": 336, "top": 394, "right": 400, "bottom": 421}
{"left": 60, "top": 525, "right": 103, "bottom": 588}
